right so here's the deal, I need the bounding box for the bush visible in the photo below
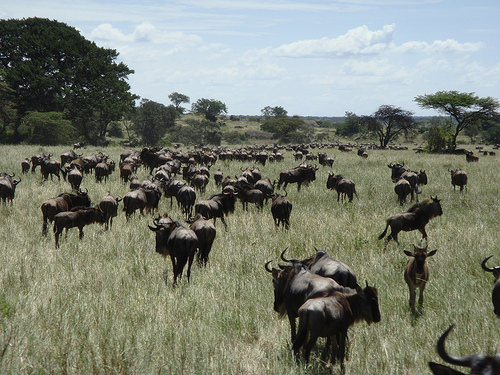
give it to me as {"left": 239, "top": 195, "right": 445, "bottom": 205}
{"left": 18, "top": 112, "right": 75, "bottom": 145}
{"left": 425, "top": 126, "right": 453, "bottom": 152}
{"left": 107, "top": 122, "right": 124, "bottom": 138}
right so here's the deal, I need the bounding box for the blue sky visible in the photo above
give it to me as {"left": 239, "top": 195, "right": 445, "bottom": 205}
{"left": 2, "top": 1, "right": 499, "bottom": 116}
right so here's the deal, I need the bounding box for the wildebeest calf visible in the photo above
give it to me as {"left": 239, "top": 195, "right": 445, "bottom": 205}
{"left": 404, "top": 244, "right": 437, "bottom": 311}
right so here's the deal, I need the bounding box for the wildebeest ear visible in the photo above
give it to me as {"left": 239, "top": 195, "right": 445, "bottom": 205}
{"left": 428, "top": 362, "right": 465, "bottom": 375}
{"left": 404, "top": 250, "right": 414, "bottom": 257}
{"left": 428, "top": 249, "right": 437, "bottom": 257}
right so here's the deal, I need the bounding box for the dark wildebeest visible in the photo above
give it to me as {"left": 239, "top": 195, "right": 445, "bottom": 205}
{"left": 388, "top": 163, "right": 425, "bottom": 201}
{"left": 394, "top": 177, "right": 412, "bottom": 206}
{"left": 164, "top": 178, "right": 185, "bottom": 208}
{"left": 21, "top": 158, "right": 31, "bottom": 174}
{"left": 429, "top": 324, "right": 500, "bottom": 375}
{"left": 194, "top": 192, "right": 236, "bottom": 230}
{"left": 73, "top": 141, "right": 85, "bottom": 149}
{"left": 255, "top": 151, "right": 268, "bottom": 166}
{"left": 67, "top": 164, "right": 84, "bottom": 191}
{"left": 95, "top": 161, "right": 115, "bottom": 183}
{"left": 119, "top": 162, "right": 135, "bottom": 183}
{"left": 270, "top": 193, "right": 292, "bottom": 230}
{"left": 31, "top": 152, "right": 48, "bottom": 172}
{"left": 148, "top": 217, "right": 198, "bottom": 285}
{"left": 404, "top": 244, "right": 437, "bottom": 311}
{"left": 378, "top": 197, "right": 443, "bottom": 245}
{"left": 318, "top": 153, "right": 334, "bottom": 167}
{"left": 99, "top": 192, "right": 122, "bottom": 230}
{"left": 190, "top": 172, "right": 209, "bottom": 193}
{"left": 40, "top": 158, "right": 64, "bottom": 181}
{"left": 265, "top": 249, "right": 355, "bottom": 343}
{"left": 466, "top": 151, "right": 479, "bottom": 162}
{"left": 122, "top": 188, "right": 148, "bottom": 219}
{"left": 213, "top": 169, "right": 223, "bottom": 186}
{"left": 235, "top": 181, "right": 264, "bottom": 211}
{"left": 301, "top": 249, "right": 358, "bottom": 289}
{"left": 449, "top": 169, "right": 468, "bottom": 192}
{"left": 176, "top": 184, "right": 197, "bottom": 219}
{"left": 0, "top": 173, "right": 21, "bottom": 204}
{"left": 254, "top": 177, "right": 275, "bottom": 204}
{"left": 41, "top": 191, "right": 91, "bottom": 235}
{"left": 292, "top": 283, "right": 380, "bottom": 370}
{"left": 60, "top": 150, "right": 80, "bottom": 166}
{"left": 326, "top": 172, "right": 358, "bottom": 202}
{"left": 481, "top": 255, "right": 500, "bottom": 318}
{"left": 53, "top": 206, "right": 104, "bottom": 248}
{"left": 277, "top": 164, "right": 318, "bottom": 192}
{"left": 187, "top": 213, "right": 216, "bottom": 265}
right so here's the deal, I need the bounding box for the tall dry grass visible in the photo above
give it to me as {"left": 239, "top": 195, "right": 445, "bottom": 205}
{"left": 0, "top": 144, "right": 499, "bottom": 374}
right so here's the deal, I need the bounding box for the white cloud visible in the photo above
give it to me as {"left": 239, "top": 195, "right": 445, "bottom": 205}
{"left": 398, "top": 39, "right": 484, "bottom": 54}
{"left": 272, "top": 24, "right": 395, "bottom": 58}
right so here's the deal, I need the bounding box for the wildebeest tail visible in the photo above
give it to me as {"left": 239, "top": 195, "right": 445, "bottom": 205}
{"left": 378, "top": 221, "right": 389, "bottom": 240}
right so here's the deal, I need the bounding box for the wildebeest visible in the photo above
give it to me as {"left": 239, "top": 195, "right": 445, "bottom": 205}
{"left": 164, "top": 178, "right": 185, "bottom": 207}
{"left": 388, "top": 163, "right": 426, "bottom": 201}
{"left": 148, "top": 217, "right": 198, "bottom": 285}
{"left": 292, "top": 283, "right": 381, "bottom": 370}
{"left": 53, "top": 206, "right": 104, "bottom": 248}
{"left": 99, "top": 192, "right": 122, "bottom": 230}
{"left": 403, "top": 244, "right": 437, "bottom": 311}
{"left": 194, "top": 192, "right": 236, "bottom": 230}
{"left": 449, "top": 169, "right": 468, "bottom": 192}
{"left": 21, "top": 158, "right": 30, "bottom": 174}
{"left": 270, "top": 193, "right": 292, "bottom": 230}
{"left": 254, "top": 177, "right": 275, "bottom": 203}
{"left": 31, "top": 152, "right": 48, "bottom": 172}
{"left": 122, "top": 188, "right": 148, "bottom": 219}
{"left": 326, "top": 172, "right": 358, "bottom": 202}
{"left": 466, "top": 151, "right": 479, "bottom": 162}
{"left": 394, "top": 177, "right": 412, "bottom": 205}
{"left": 277, "top": 164, "right": 318, "bottom": 192}
{"left": 187, "top": 213, "right": 216, "bottom": 265}
{"left": 429, "top": 324, "right": 500, "bottom": 375}
{"left": 176, "top": 184, "right": 196, "bottom": 219}
{"left": 190, "top": 172, "right": 209, "bottom": 193}
{"left": 301, "top": 249, "right": 358, "bottom": 289}
{"left": 235, "top": 181, "right": 264, "bottom": 211}
{"left": 73, "top": 141, "right": 85, "bottom": 149}
{"left": 378, "top": 197, "right": 443, "bottom": 245}
{"left": 481, "top": 255, "right": 500, "bottom": 318}
{"left": 0, "top": 173, "right": 21, "bottom": 204}
{"left": 60, "top": 150, "right": 80, "bottom": 166}
{"left": 265, "top": 250, "right": 354, "bottom": 342}
{"left": 95, "top": 160, "right": 115, "bottom": 183}
{"left": 213, "top": 169, "right": 223, "bottom": 186}
{"left": 40, "top": 158, "right": 64, "bottom": 181}
{"left": 66, "top": 164, "right": 84, "bottom": 191}
{"left": 318, "top": 153, "right": 334, "bottom": 167}
{"left": 41, "top": 191, "right": 91, "bottom": 235}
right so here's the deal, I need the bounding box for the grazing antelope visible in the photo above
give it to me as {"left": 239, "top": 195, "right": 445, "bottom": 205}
{"left": 481, "top": 255, "right": 500, "bottom": 318}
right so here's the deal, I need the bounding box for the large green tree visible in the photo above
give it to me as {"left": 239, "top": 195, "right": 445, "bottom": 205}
{"left": 414, "top": 90, "right": 500, "bottom": 150}
{"left": 0, "top": 70, "right": 16, "bottom": 141}
{"left": 261, "top": 106, "right": 288, "bottom": 120}
{"left": 0, "top": 17, "right": 138, "bottom": 144}
{"left": 366, "top": 105, "right": 416, "bottom": 148}
{"left": 191, "top": 99, "right": 227, "bottom": 122}
{"left": 133, "top": 99, "right": 177, "bottom": 145}
{"left": 260, "top": 117, "right": 312, "bottom": 143}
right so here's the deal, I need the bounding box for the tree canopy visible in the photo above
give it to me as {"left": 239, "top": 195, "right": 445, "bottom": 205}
{"left": 260, "top": 117, "right": 312, "bottom": 144}
{"left": 133, "top": 99, "right": 177, "bottom": 145}
{"left": 168, "top": 92, "right": 190, "bottom": 114}
{"left": 191, "top": 98, "right": 227, "bottom": 122}
{"left": 366, "top": 105, "right": 416, "bottom": 148}
{"left": 261, "top": 106, "right": 288, "bottom": 120}
{"left": 414, "top": 90, "right": 500, "bottom": 150}
{"left": 0, "top": 17, "right": 138, "bottom": 144}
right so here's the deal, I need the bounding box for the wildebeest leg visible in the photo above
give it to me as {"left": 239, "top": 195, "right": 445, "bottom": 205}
{"left": 186, "top": 251, "right": 195, "bottom": 281}
{"left": 297, "top": 182, "right": 301, "bottom": 192}
{"left": 42, "top": 219, "right": 48, "bottom": 236}
{"left": 303, "top": 333, "right": 319, "bottom": 362}
{"left": 79, "top": 227, "right": 84, "bottom": 240}
{"left": 338, "top": 329, "right": 349, "bottom": 374}
{"left": 220, "top": 216, "right": 228, "bottom": 231}
{"left": 418, "top": 285, "right": 426, "bottom": 307}
{"left": 287, "top": 310, "right": 297, "bottom": 343}
{"left": 418, "top": 227, "right": 428, "bottom": 239}
{"left": 284, "top": 218, "right": 290, "bottom": 230}
{"left": 55, "top": 230, "right": 61, "bottom": 248}
{"left": 408, "top": 285, "right": 416, "bottom": 310}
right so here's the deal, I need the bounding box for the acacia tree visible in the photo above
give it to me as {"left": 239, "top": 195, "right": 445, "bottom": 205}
{"left": 133, "top": 99, "right": 177, "bottom": 145}
{"left": 168, "top": 92, "right": 190, "bottom": 114}
{"left": 0, "top": 17, "right": 137, "bottom": 144}
{"left": 415, "top": 90, "right": 500, "bottom": 150}
{"left": 367, "top": 105, "right": 416, "bottom": 148}
{"left": 191, "top": 99, "right": 227, "bottom": 122}
{"left": 261, "top": 106, "right": 288, "bottom": 120}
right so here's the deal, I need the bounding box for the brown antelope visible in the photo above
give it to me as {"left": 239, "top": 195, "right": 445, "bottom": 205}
{"left": 404, "top": 244, "right": 437, "bottom": 311}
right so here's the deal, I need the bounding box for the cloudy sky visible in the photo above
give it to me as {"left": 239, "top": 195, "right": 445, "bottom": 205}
{"left": 2, "top": 1, "right": 499, "bottom": 117}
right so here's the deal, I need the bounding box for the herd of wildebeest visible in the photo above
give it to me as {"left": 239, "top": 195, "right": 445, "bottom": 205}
{"left": 0, "top": 142, "right": 499, "bottom": 374}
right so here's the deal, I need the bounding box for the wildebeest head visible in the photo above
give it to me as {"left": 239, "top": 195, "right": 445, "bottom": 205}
{"left": 482, "top": 255, "right": 500, "bottom": 281}
{"left": 429, "top": 324, "right": 500, "bottom": 375}
{"left": 148, "top": 213, "right": 174, "bottom": 255}
{"left": 388, "top": 163, "right": 406, "bottom": 181}
{"left": 404, "top": 244, "right": 437, "bottom": 274}
{"left": 356, "top": 282, "right": 381, "bottom": 325}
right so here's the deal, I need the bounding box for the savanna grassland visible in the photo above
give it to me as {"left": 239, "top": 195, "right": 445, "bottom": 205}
{"left": 0, "top": 143, "right": 499, "bottom": 374}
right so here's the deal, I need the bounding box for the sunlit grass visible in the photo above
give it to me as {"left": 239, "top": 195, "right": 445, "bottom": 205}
{"left": 0, "top": 144, "right": 499, "bottom": 374}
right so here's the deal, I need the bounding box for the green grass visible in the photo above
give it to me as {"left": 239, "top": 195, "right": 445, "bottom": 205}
{"left": 0, "top": 144, "right": 499, "bottom": 374}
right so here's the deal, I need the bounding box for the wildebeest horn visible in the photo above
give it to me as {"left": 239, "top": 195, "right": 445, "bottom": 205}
{"left": 265, "top": 260, "right": 273, "bottom": 273}
{"left": 436, "top": 324, "right": 474, "bottom": 368}
{"left": 481, "top": 255, "right": 500, "bottom": 272}
{"left": 280, "top": 247, "right": 299, "bottom": 263}
{"left": 148, "top": 224, "right": 159, "bottom": 232}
